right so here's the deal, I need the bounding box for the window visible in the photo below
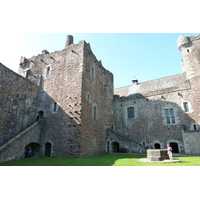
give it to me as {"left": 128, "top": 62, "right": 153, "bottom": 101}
{"left": 183, "top": 102, "right": 189, "bottom": 112}
{"left": 165, "top": 108, "right": 175, "bottom": 124}
{"left": 46, "top": 66, "right": 51, "bottom": 75}
{"left": 93, "top": 106, "right": 97, "bottom": 120}
{"left": 91, "top": 67, "right": 95, "bottom": 78}
{"left": 127, "top": 107, "right": 135, "bottom": 119}
{"left": 53, "top": 102, "right": 58, "bottom": 113}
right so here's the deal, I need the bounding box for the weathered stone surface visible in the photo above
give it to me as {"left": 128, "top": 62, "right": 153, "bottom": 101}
{"left": 147, "top": 149, "right": 168, "bottom": 161}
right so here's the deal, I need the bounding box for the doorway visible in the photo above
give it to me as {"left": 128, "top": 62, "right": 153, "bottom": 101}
{"left": 45, "top": 143, "right": 52, "bottom": 156}
{"left": 112, "top": 142, "right": 120, "bottom": 153}
{"left": 154, "top": 143, "right": 161, "bottom": 149}
{"left": 25, "top": 143, "right": 40, "bottom": 158}
{"left": 170, "top": 142, "right": 179, "bottom": 153}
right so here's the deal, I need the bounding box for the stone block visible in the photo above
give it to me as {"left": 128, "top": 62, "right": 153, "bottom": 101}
{"left": 147, "top": 149, "right": 168, "bottom": 161}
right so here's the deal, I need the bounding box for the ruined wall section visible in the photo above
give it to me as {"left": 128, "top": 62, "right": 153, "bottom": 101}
{"left": 18, "top": 39, "right": 85, "bottom": 157}
{"left": 80, "top": 42, "right": 114, "bottom": 157}
{"left": 0, "top": 63, "right": 40, "bottom": 146}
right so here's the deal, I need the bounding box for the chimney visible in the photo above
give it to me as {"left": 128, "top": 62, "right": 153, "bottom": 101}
{"left": 65, "top": 35, "right": 74, "bottom": 48}
{"left": 132, "top": 77, "right": 139, "bottom": 85}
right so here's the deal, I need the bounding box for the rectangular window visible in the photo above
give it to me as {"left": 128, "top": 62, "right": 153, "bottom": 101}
{"left": 128, "top": 107, "right": 135, "bottom": 119}
{"left": 183, "top": 102, "right": 189, "bottom": 112}
{"left": 165, "top": 108, "right": 176, "bottom": 124}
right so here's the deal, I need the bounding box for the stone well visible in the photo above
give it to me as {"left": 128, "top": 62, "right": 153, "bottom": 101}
{"left": 147, "top": 149, "right": 168, "bottom": 161}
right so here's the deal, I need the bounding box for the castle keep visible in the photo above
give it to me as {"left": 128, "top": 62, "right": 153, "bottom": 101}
{"left": 0, "top": 34, "right": 200, "bottom": 163}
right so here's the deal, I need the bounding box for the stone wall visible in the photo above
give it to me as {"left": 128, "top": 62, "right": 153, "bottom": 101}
{"left": 80, "top": 42, "right": 114, "bottom": 157}
{"left": 0, "top": 63, "right": 39, "bottom": 146}
{"left": 182, "top": 130, "right": 200, "bottom": 154}
{"left": 18, "top": 37, "right": 85, "bottom": 157}
{"left": 0, "top": 120, "right": 44, "bottom": 163}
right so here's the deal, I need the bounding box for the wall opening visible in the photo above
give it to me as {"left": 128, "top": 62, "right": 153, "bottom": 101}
{"left": 154, "top": 143, "right": 161, "bottom": 149}
{"left": 112, "top": 142, "right": 120, "bottom": 153}
{"left": 25, "top": 143, "right": 41, "bottom": 158}
{"left": 36, "top": 110, "right": 44, "bottom": 122}
{"left": 170, "top": 142, "right": 179, "bottom": 153}
{"left": 45, "top": 143, "right": 52, "bottom": 157}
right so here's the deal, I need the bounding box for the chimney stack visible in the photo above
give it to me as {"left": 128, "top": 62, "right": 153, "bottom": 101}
{"left": 65, "top": 35, "right": 74, "bottom": 48}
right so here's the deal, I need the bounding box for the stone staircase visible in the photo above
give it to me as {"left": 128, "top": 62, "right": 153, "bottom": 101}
{"left": 0, "top": 120, "right": 44, "bottom": 163}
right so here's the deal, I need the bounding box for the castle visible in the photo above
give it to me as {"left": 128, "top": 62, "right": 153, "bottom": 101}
{"left": 0, "top": 34, "right": 200, "bottom": 163}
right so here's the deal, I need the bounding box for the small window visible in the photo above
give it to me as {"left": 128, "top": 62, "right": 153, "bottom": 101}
{"left": 183, "top": 102, "right": 189, "bottom": 112}
{"left": 91, "top": 67, "right": 95, "bottom": 78}
{"left": 93, "top": 106, "right": 97, "bottom": 120}
{"left": 127, "top": 107, "right": 135, "bottom": 119}
{"left": 53, "top": 102, "right": 57, "bottom": 112}
{"left": 187, "top": 49, "right": 190, "bottom": 53}
{"left": 165, "top": 108, "right": 176, "bottom": 124}
{"left": 46, "top": 66, "right": 51, "bottom": 75}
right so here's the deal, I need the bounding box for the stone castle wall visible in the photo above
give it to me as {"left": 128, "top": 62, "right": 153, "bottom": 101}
{"left": 80, "top": 42, "right": 114, "bottom": 157}
{"left": 0, "top": 63, "right": 40, "bottom": 146}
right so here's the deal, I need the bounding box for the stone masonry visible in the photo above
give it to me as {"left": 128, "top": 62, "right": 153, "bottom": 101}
{"left": 0, "top": 34, "right": 200, "bottom": 163}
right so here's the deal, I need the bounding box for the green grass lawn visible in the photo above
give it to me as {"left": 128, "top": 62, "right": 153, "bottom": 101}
{"left": 0, "top": 153, "right": 200, "bottom": 166}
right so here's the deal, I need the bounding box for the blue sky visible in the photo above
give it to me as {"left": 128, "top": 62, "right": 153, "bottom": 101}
{"left": 1, "top": 33, "right": 199, "bottom": 88}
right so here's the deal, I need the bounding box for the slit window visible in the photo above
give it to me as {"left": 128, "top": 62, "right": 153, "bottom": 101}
{"left": 46, "top": 66, "right": 51, "bottom": 75}
{"left": 53, "top": 102, "right": 57, "bottom": 112}
{"left": 183, "top": 102, "right": 189, "bottom": 112}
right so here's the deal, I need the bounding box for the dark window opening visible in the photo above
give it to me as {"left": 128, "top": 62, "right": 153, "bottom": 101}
{"left": 128, "top": 107, "right": 135, "bottom": 119}
{"left": 46, "top": 66, "right": 51, "bottom": 75}
{"left": 194, "top": 124, "right": 197, "bottom": 130}
{"left": 187, "top": 49, "right": 190, "bottom": 53}
{"left": 93, "top": 106, "right": 97, "bottom": 120}
{"left": 53, "top": 102, "right": 57, "bottom": 112}
{"left": 183, "top": 102, "right": 189, "bottom": 112}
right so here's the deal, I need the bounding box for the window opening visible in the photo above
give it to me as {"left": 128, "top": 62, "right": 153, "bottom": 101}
{"left": 53, "top": 102, "right": 57, "bottom": 112}
{"left": 46, "top": 66, "right": 51, "bottom": 75}
{"left": 165, "top": 108, "right": 175, "bottom": 124}
{"left": 127, "top": 107, "right": 135, "bottom": 119}
{"left": 183, "top": 102, "right": 189, "bottom": 112}
{"left": 91, "top": 67, "right": 95, "bottom": 78}
{"left": 193, "top": 124, "right": 197, "bottom": 130}
{"left": 93, "top": 106, "right": 97, "bottom": 120}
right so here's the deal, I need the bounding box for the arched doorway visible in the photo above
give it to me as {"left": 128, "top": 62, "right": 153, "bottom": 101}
{"left": 36, "top": 110, "right": 44, "bottom": 122}
{"left": 154, "top": 143, "right": 161, "bottom": 149}
{"left": 25, "top": 143, "right": 41, "bottom": 158}
{"left": 45, "top": 143, "right": 52, "bottom": 157}
{"left": 170, "top": 142, "right": 179, "bottom": 153}
{"left": 112, "top": 142, "right": 119, "bottom": 153}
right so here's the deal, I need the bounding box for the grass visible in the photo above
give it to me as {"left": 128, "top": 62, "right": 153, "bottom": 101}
{"left": 0, "top": 153, "right": 200, "bottom": 166}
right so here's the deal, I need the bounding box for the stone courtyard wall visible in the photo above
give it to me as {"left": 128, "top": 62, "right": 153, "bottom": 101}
{"left": 0, "top": 63, "right": 39, "bottom": 146}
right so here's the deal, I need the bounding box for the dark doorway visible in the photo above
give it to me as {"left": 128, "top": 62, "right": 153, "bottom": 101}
{"left": 170, "top": 142, "right": 179, "bottom": 153}
{"left": 112, "top": 142, "right": 119, "bottom": 153}
{"left": 154, "top": 143, "right": 161, "bottom": 149}
{"left": 25, "top": 143, "right": 40, "bottom": 158}
{"left": 36, "top": 110, "right": 44, "bottom": 122}
{"left": 107, "top": 141, "right": 110, "bottom": 153}
{"left": 45, "top": 143, "right": 52, "bottom": 157}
